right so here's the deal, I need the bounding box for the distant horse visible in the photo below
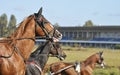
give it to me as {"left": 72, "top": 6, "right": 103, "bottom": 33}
{"left": 0, "top": 7, "right": 62, "bottom": 75}
{"left": 26, "top": 40, "right": 66, "bottom": 75}
{"left": 49, "top": 51, "right": 104, "bottom": 75}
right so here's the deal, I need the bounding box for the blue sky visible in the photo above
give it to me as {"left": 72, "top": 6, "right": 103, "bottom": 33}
{"left": 0, "top": 0, "right": 120, "bottom": 26}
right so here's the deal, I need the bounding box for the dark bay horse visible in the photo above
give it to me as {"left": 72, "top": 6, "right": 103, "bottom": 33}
{"left": 25, "top": 40, "right": 66, "bottom": 75}
{"left": 49, "top": 51, "right": 104, "bottom": 75}
{"left": 0, "top": 7, "right": 62, "bottom": 75}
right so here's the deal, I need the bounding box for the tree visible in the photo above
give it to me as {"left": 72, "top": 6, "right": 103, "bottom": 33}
{"left": 83, "top": 20, "right": 94, "bottom": 27}
{"left": 0, "top": 13, "right": 8, "bottom": 37}
{"left": 8, "top": 14, "right": 16, "bottom": 35}
{"left": 53, "top": 23, "right": 60, "bottom": 29}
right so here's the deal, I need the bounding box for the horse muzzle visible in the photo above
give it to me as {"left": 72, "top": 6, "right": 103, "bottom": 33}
{"left": 100, "top": 62, "right": 105, "bottom": 68}
{"left": 53, "top": 35, "right": 62, "bottom": 42}
{"left": 58, "top": 54, "right": 67, "bottom": 61}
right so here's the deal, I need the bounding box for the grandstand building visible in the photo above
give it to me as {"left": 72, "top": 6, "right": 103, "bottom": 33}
{"left": 36, "top": 26, "right": 120, "bottom": 49}
{"left": 57, "top": 26, "right": 120, "bottom": 49}
{"left": 58, "top": 26, "right": 120, "bottom": 41}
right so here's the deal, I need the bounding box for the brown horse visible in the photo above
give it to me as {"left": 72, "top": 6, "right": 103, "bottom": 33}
{"left": 49, "top": 51, "right": 105, "bottom": 75}
{"left": 0, "top": 7, "right": 62, "bottom": 75}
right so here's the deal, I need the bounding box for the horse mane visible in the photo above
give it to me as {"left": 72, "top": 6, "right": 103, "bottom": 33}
{"left": 9, "top": 15, "right": 34, "bottom": 38}
{"left": 83, "top": 53, "right": 98, "bottom": 66}
{"left": 30, "top": 41, "right": 50, "bottom": 58}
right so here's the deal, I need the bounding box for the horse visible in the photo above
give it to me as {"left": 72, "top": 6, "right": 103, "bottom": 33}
{"left": 49, "top": 51, "right": 105, "bottom": 75}
{"left": 0, "top": 7, "right": 62, "bottom": 75}
{"left": 25, "top": 40, "right": 66, "bottom": 75}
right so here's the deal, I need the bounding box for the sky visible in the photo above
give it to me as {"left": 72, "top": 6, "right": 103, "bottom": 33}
{"left": 0, "top": 0, "right": 120, "bottom": 26}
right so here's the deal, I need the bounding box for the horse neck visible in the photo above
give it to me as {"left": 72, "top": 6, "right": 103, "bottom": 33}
{"left": 31, "top": 41, "right": 51, "bottom": 70}
{"left": 10, "top": 16, "right": 35, "bottom": 38}
{"left": 83, "top": 55, "right": 97, "bottom": 69}
{"left": 9, "top": 16, "right": 36, "bottom": 60}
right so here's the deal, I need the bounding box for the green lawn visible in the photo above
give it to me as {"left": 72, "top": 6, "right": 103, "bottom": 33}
{"left": 41, "top": 46, "right": 120, "bottom": 74}
{"left": 47, "top": 46, "right": 120, "bottom": 67}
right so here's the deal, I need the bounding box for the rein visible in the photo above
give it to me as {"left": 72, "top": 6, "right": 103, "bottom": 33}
{"left": 51, "top": 43, "right": 61, "bottom": 57}
{"left": 50, "top": 62, "right": 81, "bottom": 75}
{"left": 0, "top": 37, "right": 35, "bottom": 43}
{"left": 0, "top": 43, "right": 26, "bottom": 62}
{"left": 50, "top": 65, "right": 74, "bottom": 75}
{"left": 0, "top": 36, "right": 51, "bottom": 43}
{"left": 0, "top": 45, "right": 15, "bottom": 58}
{"left": 0, "top": 37, "right": 37, "bottom": 60}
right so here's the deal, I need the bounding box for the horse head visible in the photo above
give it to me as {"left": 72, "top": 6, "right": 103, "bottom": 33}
{"left": 49, "top": 42, "right": 67, "bottom": 60}
{"left": 96, "top": 51, "right": 105, "bottom": 68}
{"left": 34, "top": 7, "right": 62, "bottom": 42}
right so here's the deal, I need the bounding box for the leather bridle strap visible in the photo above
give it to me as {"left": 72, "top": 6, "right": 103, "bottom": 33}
{"left": 26, "top": 61, "right": 42, "bottom": 75}
{"left": 0, "top": 46, "right": 15, "bottom": 58}
{"left": 0, "top": 44, "right": 25, "bottom": 63}
{"left": 16, "top": 38, "right": 35, "bottom": 42}
{"left": 0, "top": 37, "right": 35, "bottom": 43}
{"left": 35, "top": 18, "right": 50, "bottom": 39}
{"left": 51, "top": 43, "right": 60, "bottom": 57}
{"left": 50, "top": 65, "right": 75, "bottom": 75}
{"left": 35, "top": 16, "right": 55, "bottom": 41}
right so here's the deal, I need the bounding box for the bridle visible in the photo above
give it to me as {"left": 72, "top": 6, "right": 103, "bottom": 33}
{"left": 49, "top": 41, "right": 65, "bottom": 61}
{"left": 97, "top": 52, "right": 104, "bottom": 64}
{"left": 34, "top": 14, "right": 56, "bottom": 41}
{"left": 51, "top": 43, "right": 62, "bottom": 58}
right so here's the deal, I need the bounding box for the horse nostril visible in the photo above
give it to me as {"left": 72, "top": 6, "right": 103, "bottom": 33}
{"left": 58, "top": 34, "right": 62, "bottom": 37}
{"left": 57, "top": 34, "right": 61, "bottom": 37}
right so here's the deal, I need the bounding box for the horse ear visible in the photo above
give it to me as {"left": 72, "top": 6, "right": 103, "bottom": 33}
{"left": 37, "top": 7, "right": 42, "bottom": 17}
{"left": 34, "top": 7, "right": 43, "bottom": 20}
{"left": 100, "top": 51, "right": 103, "bottom": 54}
{"left": 99, "top": 51, "right": 103, "bottom": 56}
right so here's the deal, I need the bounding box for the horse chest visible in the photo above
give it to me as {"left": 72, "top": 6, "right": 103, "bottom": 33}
{"left": 0, "top": 55, "right": 26, "bottom": 75}
{"left": 84, "top": 66, "right": 93, "bottom": 75}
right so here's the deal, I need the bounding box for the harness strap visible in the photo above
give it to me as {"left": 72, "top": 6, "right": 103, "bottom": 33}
{"left": 16, "top": 38, "right": 35, "bottom": 42}
{"left": 0, "top": 46, "right": 15, "bottom": 58}
{"left": 50, "top": 65, "right": 74, "bottom": 75}
{"left": 34, "top": 63, "right": 42, "bottom": 74}
{"left": 14, "top": 44, "right": 26, "bottom": 63}
{"left": 50, "top": 62, "right": 81, "bottom": 75}
{"left": 26, "top": 61, "right": 42, "bottom": 75}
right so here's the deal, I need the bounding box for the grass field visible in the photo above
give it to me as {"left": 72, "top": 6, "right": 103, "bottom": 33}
{"left": 47, "top": 46, "right": 120, "bottom": 67}
{"left": 34, "top": 45, "right": 120, "bottom": 74}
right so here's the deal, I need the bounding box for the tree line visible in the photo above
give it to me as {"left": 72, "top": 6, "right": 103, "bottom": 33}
{"left": 0, "top": 13, "right": 94, "bottom": 37}
{"left": 53, "top": 20, "right": 94, "bottom": 28}
{"left": 0, "top": 13, "right": 16, "bottom": 37}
